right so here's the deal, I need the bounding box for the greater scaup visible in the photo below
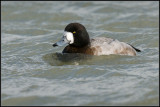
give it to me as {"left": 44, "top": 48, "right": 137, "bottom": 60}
{"left": 53, "top": 23, "right": 141, "bottom": 56}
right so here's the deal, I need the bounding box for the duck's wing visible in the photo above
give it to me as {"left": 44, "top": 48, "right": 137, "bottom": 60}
{"left": 90, "top": 37, "right": 138, "bottom": 56}
{"left": 90, "top": 37, "right": 114, "bottom": 45}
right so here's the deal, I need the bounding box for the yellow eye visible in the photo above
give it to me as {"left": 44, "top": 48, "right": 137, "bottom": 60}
{"left": 73, "top": 31, "right": 76, "bottom": 34}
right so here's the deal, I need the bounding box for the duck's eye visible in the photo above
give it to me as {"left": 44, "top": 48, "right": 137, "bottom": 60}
{"left": 73, "top": 31, "right": 76, "bottom": 34}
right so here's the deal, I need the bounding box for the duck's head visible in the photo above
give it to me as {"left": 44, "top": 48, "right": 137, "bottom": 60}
{"left": 53, "top": 23, "right": 90, "bottom": 47}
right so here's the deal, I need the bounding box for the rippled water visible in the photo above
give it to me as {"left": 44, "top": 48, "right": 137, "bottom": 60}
{"left": 1, "top": 1, "right": 159, "bottom": 106}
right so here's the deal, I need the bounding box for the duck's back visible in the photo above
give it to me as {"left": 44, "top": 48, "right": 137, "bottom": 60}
{"left": 90, "top": 37, "right": 137, "bottom": 56}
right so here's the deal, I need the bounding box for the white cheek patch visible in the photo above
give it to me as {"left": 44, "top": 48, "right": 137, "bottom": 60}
{"left": 64, "top": 31, "right": 74, "bottom": 44}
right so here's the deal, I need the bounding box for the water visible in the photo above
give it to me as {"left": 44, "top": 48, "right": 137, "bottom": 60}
{"left": 1, "top": 1, "right": 159, "bottom": 106}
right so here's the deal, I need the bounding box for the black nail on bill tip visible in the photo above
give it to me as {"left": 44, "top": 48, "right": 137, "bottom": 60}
{"left": 53, "top": 43, "right": 58, "bottom": 47}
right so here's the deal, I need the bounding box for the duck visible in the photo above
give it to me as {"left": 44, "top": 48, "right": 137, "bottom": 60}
{"left": 53, "top": 23, "right": 141, "bottom": 56}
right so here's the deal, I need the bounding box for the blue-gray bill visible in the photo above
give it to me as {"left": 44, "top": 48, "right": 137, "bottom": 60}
{"left": 53, "top": 36, "right": 70, "bottom": 47}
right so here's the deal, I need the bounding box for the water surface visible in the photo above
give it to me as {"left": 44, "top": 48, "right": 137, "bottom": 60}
{"left": 1, "top": 1, "right": 159, "bottom": 106}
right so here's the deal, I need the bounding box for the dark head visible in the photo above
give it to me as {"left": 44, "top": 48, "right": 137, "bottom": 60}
{"left": 53, "top": 23, "right": 90, "bottom": 47}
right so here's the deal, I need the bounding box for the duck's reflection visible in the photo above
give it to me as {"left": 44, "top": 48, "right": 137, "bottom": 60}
{"left": 42, "top": 52, "right": 93, "bottom": 66}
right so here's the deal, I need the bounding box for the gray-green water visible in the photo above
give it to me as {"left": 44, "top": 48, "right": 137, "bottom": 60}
{"left": 1, "top": 1, "right": 159, "bottom": 106}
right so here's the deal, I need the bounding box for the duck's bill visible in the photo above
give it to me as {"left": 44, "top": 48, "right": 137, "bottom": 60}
{"left": 53, "top": 32, "right": 74, "bottom": 47}
{"left": 53, "top": 36, "right": 69, "bottom": 47}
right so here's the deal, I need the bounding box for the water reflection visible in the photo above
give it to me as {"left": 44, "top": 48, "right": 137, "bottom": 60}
{"left": 42, "top": 52, "right": 93, "bottom": 66}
